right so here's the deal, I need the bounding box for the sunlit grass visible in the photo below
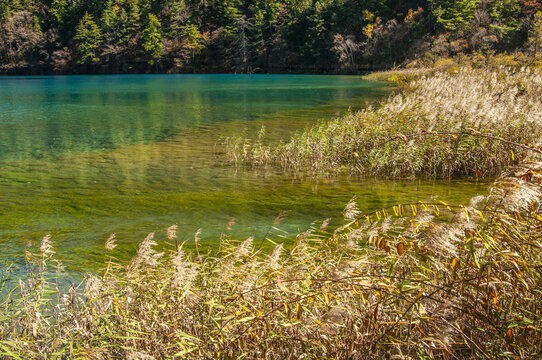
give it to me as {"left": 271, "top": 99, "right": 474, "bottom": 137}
{"left": 227, "top": 56, "right": 542, "bottom": 179}
{"left": 1, "top": 155, "right": 540, "bottom": 359}
{"left": 1, "top": 56, "right": 542, "bottom": 358}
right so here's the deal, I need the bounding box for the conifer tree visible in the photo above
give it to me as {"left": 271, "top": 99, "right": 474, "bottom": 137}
{"left": 49, "top": 0, "right": 67, "bottom": 27}
{"left": 142, "top": 13, "right": 162, "bottom": 65}
{"left": 0, "top": 0, "right": 10, "bottom": 23}
{"left": 528, "top": 10, "right": 542, "bottom": 54}
{"left": 74, "top": 13, "right": 103, "bottom": 64}
{"left": 101, "top": 0, "right": 140, "bottom": 47}
{"left": 487, "top": 0, "right": 521, "bottom": 39}
{"left": 429, "top": 0, "right": 479, "bottom": 32}
{"left": 183, "top": 23, "right": 204, "bottom": 59}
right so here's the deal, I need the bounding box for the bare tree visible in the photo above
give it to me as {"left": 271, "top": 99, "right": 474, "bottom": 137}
{"left": 0, "top": 11, "right": 43, "bottom": 64}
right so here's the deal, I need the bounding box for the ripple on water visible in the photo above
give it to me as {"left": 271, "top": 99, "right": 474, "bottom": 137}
{"left": 0, "top": 75, "right": 487, "bottom": 277}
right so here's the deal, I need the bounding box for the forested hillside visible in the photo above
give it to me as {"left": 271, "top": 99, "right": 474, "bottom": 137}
{"left": 1, "top": 0, "right": 542, "bottom": 74}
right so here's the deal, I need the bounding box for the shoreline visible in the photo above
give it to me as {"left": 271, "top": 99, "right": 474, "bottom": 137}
{"left": 1, "top": 56, "right": 541, "bottom": 358}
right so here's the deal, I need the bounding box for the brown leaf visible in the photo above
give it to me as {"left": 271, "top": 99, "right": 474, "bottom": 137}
{"left": 397, "top": 242, "right": 405, "bottom": 256}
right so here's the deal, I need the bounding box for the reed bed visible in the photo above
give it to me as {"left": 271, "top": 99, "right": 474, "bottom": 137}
{"left": 0, "top": 152, "right": 540, "bottom": 358}
{"left": 2, "top": 57, "right": 542, "bottom": 358}
{"left": 227, "top": 60, "right": 542, "bottom": 178}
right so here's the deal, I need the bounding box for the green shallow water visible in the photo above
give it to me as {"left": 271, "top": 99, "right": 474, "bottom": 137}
{"left": 0, "top": 74, "right": 489, "bottom": 277}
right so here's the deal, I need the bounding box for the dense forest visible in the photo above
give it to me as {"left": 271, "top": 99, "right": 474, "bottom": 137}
{"left": 1, "top": 0, "right": 542, "bottom": 73}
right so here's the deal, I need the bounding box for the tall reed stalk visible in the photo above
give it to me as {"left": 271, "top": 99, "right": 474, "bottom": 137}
{"left": 227, "top": 57, "right": 542, "bottom": 179}
{"left": 1, "top": 56, "right": 541, "bottom": 359}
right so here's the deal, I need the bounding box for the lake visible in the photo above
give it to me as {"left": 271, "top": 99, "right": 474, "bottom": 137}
{"left": 0, "top": 74, "right": 489, "bottom": 276}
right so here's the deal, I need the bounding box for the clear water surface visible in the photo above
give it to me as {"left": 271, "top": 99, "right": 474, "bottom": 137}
{"left": 0, "top": 74, "right": 489, "bottom": 276}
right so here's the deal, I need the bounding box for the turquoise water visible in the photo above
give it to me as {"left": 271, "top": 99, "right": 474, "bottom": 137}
{"left": 0, "top": 75, "right": 489, "bottom": 276}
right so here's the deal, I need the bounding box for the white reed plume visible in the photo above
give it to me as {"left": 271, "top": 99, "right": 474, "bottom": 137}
{"left": 274, "top": 210, "right": 290, "bottom": 225}
{"left": 167, "top": 225, "right": 177, "bottom": 241}
{"left": 129, "top": 232, "right": 164, "bottom": 272}
{"left": 226, "top": 218, "right": 236, "bottom": 231}
{"left": 297, "top": 229, "right": 313, "bottom": 243}
{"left": 233, "top": 237, "right": 254, "bottom": 261}
{"left": 40, "top": 234, "right": 54, "bottom": 257}
{"left": 84, "top": 274, "right": 102, "bottom": 300}
{"left": 194, "top": 228, "right": 202, "bottom": 243}
{"left": 490, "top": 177, "right": 541, "bottom": 213}
{"left": 105, "top": 233, "right": 117, "bottom": 251}
{"left": 344, "top": 196, "right": 360, "bottom": 221}
{"left": 424, "top": 223, "right": 461, "bottom": 259}
{"left": 320, "top": 218, "right": 331, "bottom": 231}
{"left": 127, "top": 351, "right": 156, "bottom": 360}
{"left": 267, "top": 244, "right": 284, "bottom": 269}
{"left": 171, "top": 246, "right": 199, "bottom": 290}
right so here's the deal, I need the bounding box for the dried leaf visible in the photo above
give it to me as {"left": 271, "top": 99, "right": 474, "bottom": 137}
{"left": 451, "top": 258, "right": 461, "bottom": 272}
{"left": 284, "top": 302, "right": 291, "bottom": 317}
{"left": 418, "top": 303, "right": 428, "bottom": 316}
{"left": 296, "top": 303, "right": 303, "bottom": 319}
{"left": 397, "top": 242, "right": 405, "bottom": 256}
{"left": 276, "top": 280, "right": 288, "bottom": 292}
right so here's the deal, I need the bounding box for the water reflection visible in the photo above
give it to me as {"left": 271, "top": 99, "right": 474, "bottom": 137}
{"left": 0, "top": 75, "right": 386, "bottom": 160}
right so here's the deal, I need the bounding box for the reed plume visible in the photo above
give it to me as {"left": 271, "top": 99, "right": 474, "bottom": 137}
{"left": 129, "top": 232, "right": 163, "bottom": 273}
{"left": 2, "top": 57, "right": 542, "bottom": 359}
{"left": 40, "top": 234, "right": 54, "bottom": 257}
{"left": 105, "top": 233, "right": 117, "bottom": 251}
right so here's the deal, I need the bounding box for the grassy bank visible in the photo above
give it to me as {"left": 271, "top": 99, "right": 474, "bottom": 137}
{"left": 1, "top": 58, "right": 542, "bottom": 359}
{"left": 227, "top": 57, "right": 542, "bottom": 178}
{"left": 1, "top": 154, "right": 541, "bottom": 359}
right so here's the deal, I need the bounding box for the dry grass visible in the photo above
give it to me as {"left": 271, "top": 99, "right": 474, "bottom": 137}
{"left": 0, "top": 154, "right": 540, "bottom": 359}
{"left": 227, "top": 57, "right": 542, "bottom": 178}
{"left": 1, "top": 56, "right": 542, "bottom": 359}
